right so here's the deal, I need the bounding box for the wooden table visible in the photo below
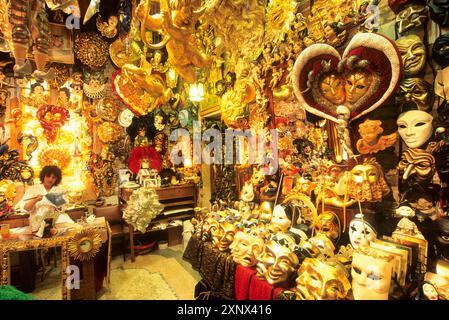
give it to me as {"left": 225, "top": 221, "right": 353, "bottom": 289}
{"left": 0, "top": 218, "right": 110, "bottom": 300}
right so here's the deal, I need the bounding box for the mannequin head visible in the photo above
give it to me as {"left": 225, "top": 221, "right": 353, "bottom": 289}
{"left": 396, "top": 35, "right": 426, "bottom": 75}
{"left": 397, "top": 110, "right": 433, "bottom": 149}
{"left": 349, "top": 213, "right": 378, "bottom": 250}
{"left": 351, "top": 251, "right": 393, "bottom": 300}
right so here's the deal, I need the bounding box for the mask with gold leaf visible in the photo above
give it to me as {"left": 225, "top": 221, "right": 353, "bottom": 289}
{"left": 256, "top": 233, "right": 300, "bottom": 285}
{"left": 295, "top": 258, "right": 351, "bottom": 300}
{"left": 230, "top": 231, "right": 264, "bottom": 267}
{"left": 396, "top": 78, "right": 434, "bottom": 112}
{"left": 211, "top": 221, "right": 237, "bottom": 252}
{"left": 396, "top": 35, "right": 426, "bottom": 76}
{"left": 0, "top": 180, "right": 16, "bottom": 208}
{"left": 398, "top": 148, "right": 436, "bottom": 183}
{"left": 347, "top": 158, "right": 390, "bottom": 202}
{"left": 395, "top": 5, "right": 428, "bottom": 36}
{"left": 313, "top": 211, "right": 341, "bottom": 244}
{"left": 201, "top": 217, "right": 219, "bottom": 242}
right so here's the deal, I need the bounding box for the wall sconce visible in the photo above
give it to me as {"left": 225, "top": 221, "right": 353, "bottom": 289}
{"left": 188, "top": 82, "right": 205, "bottom": 102}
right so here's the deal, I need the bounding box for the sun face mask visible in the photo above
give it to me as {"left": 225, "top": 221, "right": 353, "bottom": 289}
{"left": 295, "top": 258, "right": 351, "bottom": 300}
{"left": 396, "top": 35, "right": 426, "bottom": 76}
{"left": 397, "top": 110, "right": 433, "bottom": 149}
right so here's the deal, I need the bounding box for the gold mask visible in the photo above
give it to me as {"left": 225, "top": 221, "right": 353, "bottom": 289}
{"left": 347, "top": 159, "right": 391, "bottom": 202}
{"left": 396, "top": 35, "right": 426, "bottom": 76}
{"left": 395, "top": 5, "right": 428, "bottom": 36}
{"left": 398, "top": 148, "right": 436, "bottom": 182}
{"left": 230, "top": 231, "right": 264, "bottom": 267}
{"left": 295, "top": 258, "right": 351, "bottom": 300}
{"left": 201, "top": 218, "right": 220, "bottom": 241}
{"left": 211, "top": 221, "right": 237, "bottom": 252}
{"left": 319, "top": 73, "right": 345, "bottom": 105}
{"left": 313, "top": 211, "right": 341, "bottom": 244}
{"left": 397, "top": 78, "right": 434, "bottom": 112}
{"left": 256, "top": 236, "right": 299, "bottom": 285}
{"left": 345, "top": 70, "right": 372, "bottom": 105}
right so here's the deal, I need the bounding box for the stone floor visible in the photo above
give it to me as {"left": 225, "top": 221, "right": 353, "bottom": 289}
{"left": 32, "top": 245, "right": 201, "bottom": 300}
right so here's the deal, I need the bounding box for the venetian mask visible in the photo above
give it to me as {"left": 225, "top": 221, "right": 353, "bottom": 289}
{"left": 435, "top": 67, "right": 449, "bottom": 100}
{"left": 271, "top": 204, "right": 293, "bottom": 233}
{"left": 347, "top": 160, "right": 391, "bottom": 202}
{"left": 431, "top": 217, "right": 449, "bottom": 261}
{"left": 395, "top": 5, "right": 428, "bottom": 36}
{"left": 432, "top": 34, "right": 449, "bottom": 69}
{"left": 313, "top": 211, "right": 341, "bottom": 244}
{"left": 428, "top": 0, "right": 449, "bottom": 27}
{"left": 230, "top": 231, "right": 264, "bottom": 267}
{"left": 397, "top": 110, "right": 433, "bottom": 149}
{"left": 295, "top": 258, "right": 351, "bottom": 300}
{"left": 259, "top": 201, "right": 274, "bottom": 222}
{"left": 344, "top": 70, "right": 372, "bottom": 105}
{"left": 398, "top": 148, "right": 436, "bottom": 182}
{"left": 211, "top": 221, "right": 237, "bottom": 252}
{"left": 308, "top": 234, "right": 335, "bottom": 258}
{"left": 318, "top": 73, "right": 345, "bottom": 105}
{"left": 396, "top": 78, "right": 434, "bottom": 112}
{"left": 396, "top": 35, "right": 426, "bottom": 76}
{"left": 349, "top": 214, "right": 378, "bottom": 250}
{"left": 422, "top": 281, "right": 439, "bottom": 300}
{"left": 256, "top": 237, "right": 299, "bottom": 285}
{"left": 351, "top": 251, "right": 393, "bottom": 300}
{"left": 395, "top": 205, "right": 415, "bottom": 217}
{"left": 240, "top": 181, "right": 255, "bottom": 202}
{"left": 201, "top": 217, "right": 219, "bottom": 241}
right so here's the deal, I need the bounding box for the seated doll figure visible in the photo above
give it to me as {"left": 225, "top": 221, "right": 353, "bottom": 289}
{"left": 393, "top": 203, "right": 425, "bottom": 239}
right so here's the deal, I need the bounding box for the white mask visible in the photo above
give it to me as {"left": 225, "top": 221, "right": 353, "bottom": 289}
{"left": 351, "top": 252, "right": 392, "bottom": 300}
{"left": 271, "top": 204, "right": 292, "bottom": 233}
{"left": 397, "top": 110, "right": 433, "bottom": 149}
{"left": 349, "top": 216, "right": 377, "bottom": 250}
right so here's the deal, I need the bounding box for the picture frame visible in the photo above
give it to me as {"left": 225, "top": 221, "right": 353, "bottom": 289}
{"left": 143, "top": 178, "right": 158, "bottom": 189}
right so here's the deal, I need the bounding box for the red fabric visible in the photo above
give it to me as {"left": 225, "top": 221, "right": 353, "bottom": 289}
{"left": 248, "top": 274, "right": 277, "bottom": 300}
{"left": 235, "top": 265, "right": 256, "bottom": 300}
{"left": 128, "top": 145, "right": 162, "bottom": 174}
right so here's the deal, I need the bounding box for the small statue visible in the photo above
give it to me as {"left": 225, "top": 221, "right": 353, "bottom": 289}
{"left": 336, "top": 105, "right": 354, "bottom": 161}
{"left": 356, "top": 119, "right": 397, "bottom": 154}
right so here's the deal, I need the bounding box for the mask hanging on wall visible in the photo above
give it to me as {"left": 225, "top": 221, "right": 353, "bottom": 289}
{"left": 428, "top": 0, "right": 449, "bottom": 27}
{"left": 348, "top": 213, "right": 378, "bottom": 250}
{"left": 431, "top": 217, "right": 449, "bottom": 262}
{"left": 356, "top": 119, "right": 397, "bottom": 154}
{"left": 396, "top": 78, "right": 434, "bottom": 112}
{"left": 395, "top": 5, "right": 428, "bottom": 36}
{"left": 396, "top": 110, "right": 433, "bottom": 149}
{"left": 398, "top": 148, "right": 436, "bottom": 183}
{"left": 395, "top": 35, "right": 426, "bottom": 76}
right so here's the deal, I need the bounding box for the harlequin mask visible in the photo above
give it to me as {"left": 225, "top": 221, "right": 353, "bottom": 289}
{"left": 347, "top": 160, "right": 391, "bottom": 202}
{"left": 396, "top": 78, "right": 434, "bottom": 112}
{"left": 398, "top": 148, "right": 436, "bottom": 182}
{"left": 395, "top": 5, "right": 428, "bottom": 36}
{"left": 349, "top": 214, "right": 378, "bottom": 250}
{"left": 230, "top": 231, "right": 264, "bottom": 267}
{"left": 313, "top": 211, "right": 341, "bottom": 244}
{"left": 211, "top": 221, "right": 237, "bottom": 252}
{"left": 295, "top": 258, "right": 351, "bottom": 300}
{"left": 256, "top": 236, "right": 299, "bottom": 285}
{"left": 397, "top": 110, "right": 433, "bottom": 149}
{"left": 351, "top": 251, "right": 393, "bottom": 300}
{"left": 396, "top": 35, "right": 426, "bottom": 76}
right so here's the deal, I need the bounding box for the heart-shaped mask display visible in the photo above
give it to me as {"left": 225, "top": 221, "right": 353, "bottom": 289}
{"left": 292, "top": 33, "right": 402, "bottom": 123}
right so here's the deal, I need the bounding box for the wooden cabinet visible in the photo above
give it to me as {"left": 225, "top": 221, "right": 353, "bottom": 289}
{"left": 120, "top": 184, "right": 197, "bottom": 262}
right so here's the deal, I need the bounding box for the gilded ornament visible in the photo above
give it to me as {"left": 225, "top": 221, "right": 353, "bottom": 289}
{"left": 74, "top": 32, "right": 109, "bottom": 69}
{"left": 67, "top": 228, "right": 102, "bottom": 261}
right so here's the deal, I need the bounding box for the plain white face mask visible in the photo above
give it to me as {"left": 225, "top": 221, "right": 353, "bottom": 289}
{"left": 397, "top": 110, "right": 433, "bottom": 149}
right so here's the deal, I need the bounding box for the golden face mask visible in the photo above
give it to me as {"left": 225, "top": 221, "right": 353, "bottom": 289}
{"left": 347, "top": 159, "right": 390, "bottom": 202}
{"left": 230, "top": 231, "right": 264, "bottom": 267}
{"left": 397, "top": 78, "right": 434, "bottom": 111}
{"left": 398, "top": 148, "right": 436, "bottom": 182}
{"left": 313, "top": 211, "right": 341, "bottom": 244}
{"left": 256, "top": 237, "right": 299, "bottom": 285}
{"left": 344, "top": 70, "right": 373, "bottom": 105}
{"left": 396, "top": 35, "right": 426, "bottom": 76}
{"left": 319, "top": 73, "right": 345, "bottom": 105}
{"left": 396, "top": 5, "right": 428, "bottom": 36}
{"left": 295, "top": 258, "right": 351, "bottom": 300}
{"left": 201, "top": 218, "right": 219, "bottom": 241}
{"left": 211, "top": 221, "right": 237, "bottom": 252}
